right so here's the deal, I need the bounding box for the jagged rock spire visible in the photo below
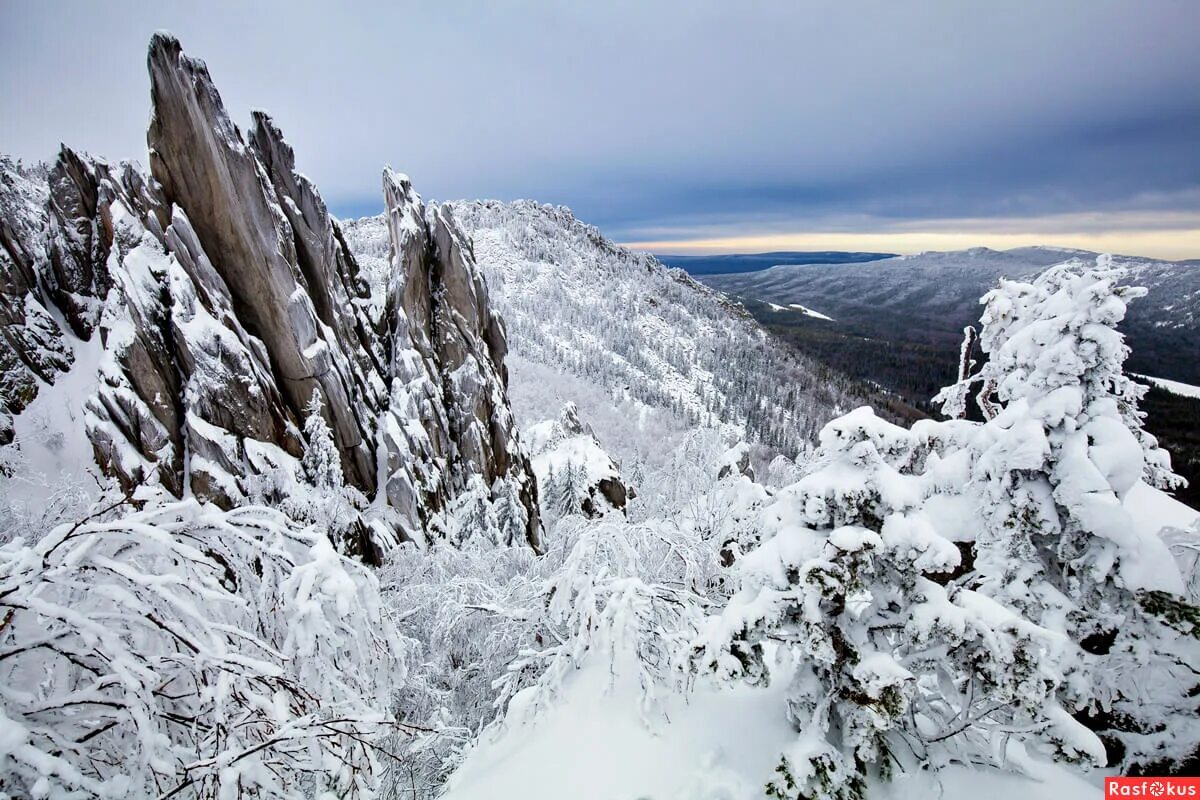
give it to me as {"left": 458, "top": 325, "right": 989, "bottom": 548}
{"left": 382, "top": 167, "right": 541, "bottom": 550}
{"left": 147, "top": 31, "right": 377, "bottom": 490}
{"left": 0, "top": 33, "right": 542, "bottom": 554}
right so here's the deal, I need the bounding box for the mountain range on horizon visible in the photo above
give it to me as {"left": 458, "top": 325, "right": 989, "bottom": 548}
{"left": 658, "top": 244, "right": 1200, "bottom": 274}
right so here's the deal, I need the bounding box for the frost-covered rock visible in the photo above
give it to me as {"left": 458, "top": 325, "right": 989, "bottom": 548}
{"left": 526, "top": 402, "right": 628, "bottom": 518}
{"left": 0, "top": 158, "right": 73, "bottom": 441}
{"left": 0, "top": 34, "right": 540, "bottom": 554}
{"left": 376, "top": 169, "right": 540, "bottom": 548}
{"left": 147, "top": 33, "right": 379, "bottom": 491}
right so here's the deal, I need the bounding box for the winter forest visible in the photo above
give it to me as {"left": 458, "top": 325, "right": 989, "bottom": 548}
{"left": 2, "top": 31, "right": 1199, "bottom": 800}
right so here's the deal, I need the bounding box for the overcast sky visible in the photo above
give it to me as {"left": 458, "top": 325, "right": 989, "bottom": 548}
{"left": 3, "top": 2, "right": 1198, "bottom": 257}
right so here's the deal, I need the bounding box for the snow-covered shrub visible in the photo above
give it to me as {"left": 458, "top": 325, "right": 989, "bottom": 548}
{"left": 697, "top": 257, "right": 1198, "bottom": 791}
{"left": 938, "top": 258, "right": 1182, "bottom": 612}
{"left": 540, "top": 462, "right": 589, "bottom": 519}
{"left": 695, "top": 407, "right": 1096, "bottom": 799}
{"left": 379, "top": 515, "right": 724, "bottom": 798}
{"left": 377, "top": 426, "right": 752, "bottom": 798}
{"left": 764, "top": 453, "right": 806, "bottom": 490}
{"left": 0, "top": 419, "right": 107, "bottom": 548}
{"left": 378, "top": 539, "right": 541, "bottom": 797}
{"left": 441, "top": 475, "right": 502, "bottom": 547}
{"left": 0, "top": 466, "right": 95, "bottom": 547}
{"left": 0, "top": 496, "right": 403, "bottom": 799}
{"left": 493, "top": 514, "right": 721, "bottom": 731}
{"left": 632, "top": 428, "right": 767, "bottom": 541}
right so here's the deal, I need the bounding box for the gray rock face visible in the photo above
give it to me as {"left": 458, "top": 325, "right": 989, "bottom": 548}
{"left": 0, "top": 33, "right": 541, "bottom": 554}
{"left": 147, "top": 33, "right": 377, "bottom": 491}
{"left": 44, "top": 147, "right": 115, "bottom": 338}
{"left": 379, "top": 169, "right": 541, "bottom": 549}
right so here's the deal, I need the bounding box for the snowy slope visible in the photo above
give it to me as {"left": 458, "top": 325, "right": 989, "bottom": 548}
{"left": 443, "top": 648, "right": 799, "bottom": 800}
{"left": 5, "top": 333, "right": 104, "bottom": 505}
{"left": 1134, "top": 373, "right": 1200, "bottom": 400}
{"left": 346, "top": 201, "right": 892, "bottom": 455}
{"left": 443, "top": 651, "right": 1100, "bottom": 800}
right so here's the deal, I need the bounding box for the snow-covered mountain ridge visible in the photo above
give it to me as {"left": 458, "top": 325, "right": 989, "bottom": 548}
{"left": 344, "top": 200, "right": 908, "bottom": 456}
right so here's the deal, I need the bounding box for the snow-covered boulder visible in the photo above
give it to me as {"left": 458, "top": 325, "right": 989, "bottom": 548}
{"left": 527, "top": 402, "right": 629, "bottom": 518}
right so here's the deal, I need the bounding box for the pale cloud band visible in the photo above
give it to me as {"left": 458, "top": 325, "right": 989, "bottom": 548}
{"left": 623, "top": 211, "right": 1200, "bottom": 260}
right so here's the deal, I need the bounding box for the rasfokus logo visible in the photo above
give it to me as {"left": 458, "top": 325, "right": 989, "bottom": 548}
{"left": 1106, "top": 778, "right": 1200, "bottom": 798}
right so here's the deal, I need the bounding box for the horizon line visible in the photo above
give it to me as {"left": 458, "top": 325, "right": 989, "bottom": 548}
{"left": 620, "top": 229, "right": 1200, "bottom": 262}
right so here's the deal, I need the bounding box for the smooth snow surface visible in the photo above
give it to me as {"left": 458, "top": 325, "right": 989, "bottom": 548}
{"left": 788, "top": 302, "right": 834, "bottom": 320}
{"left": 1126, "top": 480, "right": 1200, "bottom": 537}
{"left": 1133, "top": 373, "right": 1200, "bottom": 399}
{"left": 9, "top": 331, "right": 104, "bottom": 503}
{"left": 443, "top": 652, "right": 1101, "bottom": 800}
{"left": 444, "top": 650, "right": 795, "bottom": 800}
{"left": 883, "top": 760, "right": 1099, "bottom": 800}
{"left": 764, "top": 300, "right": 836, "bottom": 320}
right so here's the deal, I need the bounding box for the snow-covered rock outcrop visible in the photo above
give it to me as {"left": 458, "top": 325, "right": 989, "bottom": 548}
{"left": 0, "top": 34, "right": 540, "bottom": 554}
{"left": 525, "top": 403, "right": 629, "bottom": 517}
{"left": 379, "top": 170, "right": 540, "bottom": 540}
{"left": 0, "top": 159, "right": 73, "bottom": 444}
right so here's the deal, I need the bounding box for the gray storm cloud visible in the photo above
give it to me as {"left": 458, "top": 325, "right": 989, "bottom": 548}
{"left": 2, "top": 1, "right": 1197, "bottom": 245}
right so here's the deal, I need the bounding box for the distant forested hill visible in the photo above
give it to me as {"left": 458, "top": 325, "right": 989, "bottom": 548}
{"left": 655, "top": 250, "right": 894, "bottom": 275}
{"left": 700, "top": 248, "right": 1200, "bottom": 509}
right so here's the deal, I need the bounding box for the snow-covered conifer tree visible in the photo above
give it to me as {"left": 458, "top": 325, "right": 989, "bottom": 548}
{"left": 302, "top": 388, "right": 344, "bottom": 490}
{"left": 555, "top": 461, "right": 586, "bottom": 517}
{"left": 285, "top": 388, "right": 372, "bottom": 556}
{"left": 492, "top": 479, "right": 529, "bottom": 547}
{"left": 444, "top": 475, "right": 501, "bottom": 546}
{"left": 695, "top": 407, "right": 1098, "bottom": 799}
{"left": 935, "top": 257, "right": 1198, "bottom": 771}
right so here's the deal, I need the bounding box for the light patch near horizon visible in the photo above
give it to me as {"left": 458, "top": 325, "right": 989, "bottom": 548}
{"left": 626, "top": 230, "right": 1200, "bottom": 261}
{"left": 624, "top": 211, "right": 1200, "bottom": 260}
